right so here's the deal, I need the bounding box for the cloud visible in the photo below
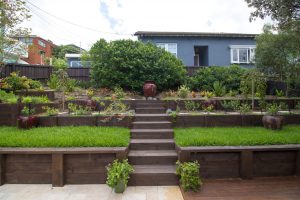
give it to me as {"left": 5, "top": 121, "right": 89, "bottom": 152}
{"left": 22, "top": 0, "right": 273, "bottom": 50}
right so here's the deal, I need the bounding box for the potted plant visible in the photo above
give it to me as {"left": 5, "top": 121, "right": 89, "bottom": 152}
{"left": 262, "top": 103, "right": 284, "bottom": 130}
{"left": 18, "top": 106, "right": 38, "bottom": 129}
{"left": 106, "top": 159, "right": 134, "bottom": 193}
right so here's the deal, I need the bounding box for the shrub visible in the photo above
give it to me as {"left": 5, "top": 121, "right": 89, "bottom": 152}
{"left": 266, "top": 103, "right": 280, "bottom": 115}
{"left": 184, "top": 101, "right": 200, "bottom": 112}
{"left": 68, "top": 103, "right": 91, "bottom": 115}
{"left": 212, "top": 81, "right": 226, "bottom": 97}
{"left": 47, "top": 74, "right": 59, "bottom": 90}
{"left": 0, "top": 72, "right": 42, "bottom": 92}
{"left": 239, "top": 103, "right": 251, "bottom": 114}
{"left": 90, "top": 39, "right": 186, "bottom": 91}
{"left": 0, "top": 90, "right": 18, "bottom": 104}
{"left": 113, "top": 86, "right": 125, "bottom": 99}
{"left": 178, "top": 85, "right": 190, "bottom": 98}
{"left": 176, "top": 161, "right": 202, "bottom": 192}
{"left": 187, "top": 65, "right": 246, "bottom": 91}
{"left": 42, "top": 106, "right": 59, "bottom": 116}
{"left": 22, "top": 96, "right": 50, "bottom": 104}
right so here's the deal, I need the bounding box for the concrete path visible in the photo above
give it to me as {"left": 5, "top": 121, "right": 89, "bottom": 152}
{"left": 0, "top": 184, "right": 184, "bottom": 200}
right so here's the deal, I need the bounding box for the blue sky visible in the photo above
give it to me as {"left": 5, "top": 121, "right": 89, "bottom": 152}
{"left": 23, "top": 0, "right": 272, "bottom": 50}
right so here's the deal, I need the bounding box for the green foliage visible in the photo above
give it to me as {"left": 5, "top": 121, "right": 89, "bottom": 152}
{"left": 278, "top": 102, "right": 288, "bottom": 111}
{"left": 42, "top": 106, "right": 59, "bottom": 116}
{"left": 221, "top": 100, "right": 240, "bottom": 112}
{"left": 53, "top": 58, "right": 68, "bottom": 70}
{"left": 68, "top": 103, "right": 91, "bottom": 115}
{"left": 103, "top": 101, "right": 128, "bottom": 115}
{"left": 258, "top": 99, "right": 267, "bottom": 111}
{"left": 239, "top": 103, "right": 251, "bottom": 114}
{"left": 21, "top": 106, "right": 35, "bottom": 116}
{"left": 176, "top": 161, "right": 202, "bottom": 192}
{"left": 178, "top": 85, "right": 190, "bottom": 99}
{"left": 113, "top": 86, "right": 125, "bottom": 99}
{"left": 184, "top": 101, "right": 200, "bottom": 112}
{"left": 212, "top": 81, "right": 226, "bottom": 97}
{"left": 90, "top": 39, "right": 186, "bottom": 91}
{"left": 202, "top": 104, "right": 214, "bottom": 113}
{"left": 21, "top": 96, "right": 50, "bottom": 104}
{"left": 0, "top": 72, "right": 42, "bottom": 92}
{"left": 174, "top": 126, "right": 300, "bottom": 146}
{"left": 0, "top": 90, "right": 18, "bottom": 104}
{"left": 47, "top": 74, "right": 59, "bottom": 90}
{"left": 296, "top": 102, "right": 300, "bottom": 110}
{"left": 266, "top": 103, "right": 280, "bottom": 115}
{"left": 275, "top": 89, "right": 285, "bottom": 97}
{"left": 106, "top": 159, "right": 134, "bottom": 189}
{"left": 52, "top": 45, "right": 82, "bottom": 59}
{"left": 240, "top": 70, "right": 267, "bottom": 99}
{"left": 0, "top": 126, "right": 130, "bottom": 147}
{"left": 188, "top": 65, "right": 246, "bottom": 91}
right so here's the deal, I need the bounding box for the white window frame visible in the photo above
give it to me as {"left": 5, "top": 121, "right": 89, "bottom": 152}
{"left": 156, "top": 43, "right": 177, "bottom": 57}
{"left": 38, "top": 40, "right": 46, "bottom": 48}
{"left": 230, "top": 45, "right": 256, "bottom": 64}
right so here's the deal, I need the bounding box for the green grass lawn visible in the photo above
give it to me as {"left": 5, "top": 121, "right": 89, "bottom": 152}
{"left": 0, "top": 126, "right": 130, "bottom": 147}
{"left": 174, "top": 125, "right": 300, "bottom": 146}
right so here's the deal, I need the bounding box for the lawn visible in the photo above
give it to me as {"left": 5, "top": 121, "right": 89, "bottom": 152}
{"left": 0, "top": 126, "right": 130, "bottom": 147}
{"left": 174, "top": 125, "right": 300, "bottom": 146}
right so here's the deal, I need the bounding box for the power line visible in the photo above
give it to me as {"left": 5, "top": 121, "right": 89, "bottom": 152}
{"left": 25, "top": 0, "right": 133, "bottom": 36}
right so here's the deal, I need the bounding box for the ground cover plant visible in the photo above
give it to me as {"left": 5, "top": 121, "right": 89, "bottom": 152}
{"left": 174, "top": 125, "right": 300, "bottom": 146}
{"left": 0, "top": 126, "right": 130, "bottom": 147}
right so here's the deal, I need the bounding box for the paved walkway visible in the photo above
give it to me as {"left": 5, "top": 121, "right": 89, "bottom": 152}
{"left": 182, "top": 177, "right": 300, "bottom": 200}
{"left": 0, "top": 185, "right": 184, "bottom": 200}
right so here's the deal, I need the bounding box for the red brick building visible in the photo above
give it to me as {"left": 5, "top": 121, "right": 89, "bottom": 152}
{"left": 15, "top": 35, "right": 56, "bottom": 65}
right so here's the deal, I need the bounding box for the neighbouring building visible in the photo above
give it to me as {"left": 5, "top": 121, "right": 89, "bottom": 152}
{"left": 135, "top": 31, "right": 257, "bottom": 68}
{"left": 65, "top": 54, "right": 91, "bottom": 68}
{"left": 14, "top": 35, "right": 56, "bottom": 65}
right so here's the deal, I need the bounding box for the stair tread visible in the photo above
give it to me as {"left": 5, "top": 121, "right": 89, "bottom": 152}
{"left": 131, "top": 129, "right": 174, "bottom": 132}
{"left": 129, "top": 150, "right": 177, "bottom": 157}
{"left": 132, "top": 121, "right": 172, "bottom": 124}
{"left": 133, "top": 165, "right": 176, "bottom": 174}
{"left": 135, "top": 114, "right": 169, "bottom": 117}
{"left": 131, "top": 139, "right": 174, "bottom": 143}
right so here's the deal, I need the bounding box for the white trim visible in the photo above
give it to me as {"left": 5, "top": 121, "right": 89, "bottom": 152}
{"left": 156, "top": 43, "right": 177, "bottom": 57}
{"left": 230, "top": 45, "right": 256, "bottom": 64}
{"left": 65, "top": 54, "right": 81, "bottom": 58}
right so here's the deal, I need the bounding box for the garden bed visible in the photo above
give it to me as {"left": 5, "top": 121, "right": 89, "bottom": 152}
{"left": 175, "top": 126, "right": 300, "bottom": 179}
{"left": 15, "top": 90, "right": 55, "bottom": 101}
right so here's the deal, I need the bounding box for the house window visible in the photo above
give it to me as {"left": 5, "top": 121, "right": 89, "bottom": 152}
{"left": 230, "top": 45, "right": 256, "bottom": 64}
{"left": 156, "top": 43, "right": 177, "bottom": 57}
{"left": 38, "top": 40, "right": 46, "bottom": 48}
{"left": 19, "top": 38, "right": 33, "bottom": 45}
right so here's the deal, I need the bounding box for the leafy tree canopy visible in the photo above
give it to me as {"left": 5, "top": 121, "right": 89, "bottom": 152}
{"left": 245, "top": 0, "right": 300, "bottom": 31}
{"left": 0, "top": 0, "right": 31, "bottom": 67}
{"left": 89, "top": 39, "right": 186, "bottom": 91}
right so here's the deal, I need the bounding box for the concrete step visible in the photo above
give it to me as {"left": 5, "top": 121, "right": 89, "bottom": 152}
{"left": 135, "top": 108, "right": 166, "bottom": 114}
{"left": 128, "top": 165, "right": 178, "bottom": 186}
{"left": 130, "top": 139, "right": 175, "bottom": 150}
{"left": 134, "top": 114, "right": 171, "bottom": 122}
{"left": 132, "top": 121, "right": 172, "bottom": 129}
{"left": 128, "top": 150, "right": 178, "bottom": 165}
{"left": 131, "top": 129, "right": 174, "bottom": 139}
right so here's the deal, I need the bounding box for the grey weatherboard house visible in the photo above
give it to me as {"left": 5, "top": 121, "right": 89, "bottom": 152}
{"left": 135, "top": 31, "right": 257, "bottom": 68}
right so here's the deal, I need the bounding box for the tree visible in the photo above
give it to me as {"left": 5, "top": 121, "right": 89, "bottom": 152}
{"left": 245, "top": 0, "right": 300, "bottom": 31}
{"left": 255, "top": 25, "right": 300, "bottom": 95}
{"left": 0, "top": 0, "right": 31, "bottom": 70}
{"left": 90, "top": 39, "right": 186, "bottom": 91}
{"left": 52, "top": 45, "right": 82, "bottom": 59}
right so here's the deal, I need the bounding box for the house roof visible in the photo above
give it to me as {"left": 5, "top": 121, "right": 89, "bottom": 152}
{"left": 134, "top": 31, "right": 258, "bottom": 38}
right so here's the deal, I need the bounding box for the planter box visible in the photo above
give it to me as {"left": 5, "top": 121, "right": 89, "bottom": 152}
{"left": 0, "top": 147, "right": 128, "bottom": 186}
{"left": 174, "top": 114, "right": 299, "bottom": 127}
{"left": 176, "top": 145, "right": 300, "bottom": 179}
{"left": 57, "top": 116, "right": 97, "bottom": 126}
{"left": 0, "top": 104, "right": 19, "bottom": 126}
{"left": 37, "top": 116, "right": 58, "bottom": 127}
{"left": 15, "top": 90, "right": 55, "bottom": 101}
{"left": 19, "top": 103, "right": 59, "bottom": 114}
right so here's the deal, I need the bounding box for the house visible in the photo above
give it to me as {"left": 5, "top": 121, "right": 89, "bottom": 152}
{"left": 14, "top": 35, "right": 56, "bottom": 65}
{"left": 65, "top": 54, "right": 91, "bottom": 68}
{"left": 134, "top": 31, "right": 257, "bottom": 67}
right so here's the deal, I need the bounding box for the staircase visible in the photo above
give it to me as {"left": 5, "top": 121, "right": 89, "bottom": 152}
{"left": 128, "top": 101, "right": 178, "bottom": 186}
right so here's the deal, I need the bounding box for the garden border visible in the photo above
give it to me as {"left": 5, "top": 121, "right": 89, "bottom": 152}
{"left": 0, "top": 147, "right": 128, "bottom": 187}
{"left": 176, "top": 144, "right": 300, "bottom": 179}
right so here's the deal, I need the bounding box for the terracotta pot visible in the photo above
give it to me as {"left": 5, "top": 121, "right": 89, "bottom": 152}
{"left": 143, "top": 80, "right": 157, "bottom": 98}
{"left": 17, "top": 116, "right": 38, "bottom": 129}
{"left": 262, "top": 115, "right": 284, "bottom": 130}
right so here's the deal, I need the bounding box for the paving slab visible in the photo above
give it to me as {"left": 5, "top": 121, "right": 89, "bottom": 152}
{"left": 0, "top": 184, "right": 184, "bottom": 200}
